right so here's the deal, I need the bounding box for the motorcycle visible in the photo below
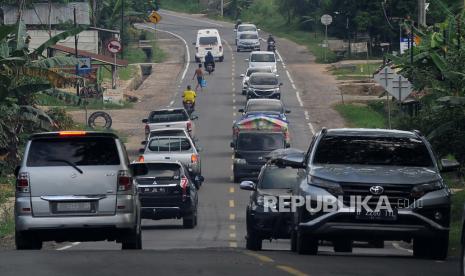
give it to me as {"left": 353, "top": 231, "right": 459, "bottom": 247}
{"left": 184, "top": 101, "right": 195, "bottom": 117}
{"left": 205, "top": 62, "right": 214, "bottom": 75}
{"left": 267, "top": 41, "right": 276, "bottom": 52}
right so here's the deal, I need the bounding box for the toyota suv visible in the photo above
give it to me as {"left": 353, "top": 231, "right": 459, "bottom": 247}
{"left": 14, "top": 131, "right": 142, "bottom": 250}
{"left": 280, "top": 128, "right": 453, "bottom": 260}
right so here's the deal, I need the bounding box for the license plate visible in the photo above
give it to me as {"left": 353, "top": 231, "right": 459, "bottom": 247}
{"left": 355, "top": 209, "right": 397, "bottom": 221}
{"left": 206, "top": 48, "right": 212, "bottom": 50}
{"left": 141, "top": 187, "right": 166, "bottom": 193}
{"left": 56, "top": 202, "right": 91, "bottom": 212}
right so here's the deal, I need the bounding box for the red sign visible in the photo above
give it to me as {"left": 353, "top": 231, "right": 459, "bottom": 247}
{"left": 107, "top": 39, "right": 122, "bottom": 54}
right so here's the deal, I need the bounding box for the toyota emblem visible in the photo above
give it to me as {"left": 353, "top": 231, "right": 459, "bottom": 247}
{"left": 369, "top": 186, "right": 384, "bottom": 195}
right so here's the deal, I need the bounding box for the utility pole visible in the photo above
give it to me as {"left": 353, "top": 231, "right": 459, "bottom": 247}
{"left": 220, "top": 0, "right": 224, "bottom": 17}
{"left": 74, "top": 7, "right": 79, "bottom": 96}
{"left": 121, "top": 0, "right": 124, "bottom": 59}
{"left": 418, "top": 0, "right": 426, "bottom": 27}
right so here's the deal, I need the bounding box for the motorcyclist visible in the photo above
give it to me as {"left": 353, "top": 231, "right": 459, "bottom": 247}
{"left": 182, "top": 85, "right": 197, "bottom": 110}
{"left": 234, "top": 19, "right": 242, "bottom": 30}
{"left": 267, "top": 34, "right": 276, "bottom": 51}
{"left": 204, "top": 51, "right": 215, "bottom": 71}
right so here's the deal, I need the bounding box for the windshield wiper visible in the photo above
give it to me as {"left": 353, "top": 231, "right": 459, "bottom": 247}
{"left": 47, "top": 159, "right": 83, "bottom": 174}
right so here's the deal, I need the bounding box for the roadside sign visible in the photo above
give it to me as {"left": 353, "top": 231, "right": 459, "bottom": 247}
{"left": 400, "top": 37, "right": 416, "bottom": 54}
{"left": 107, "top": 39, "right": 122, "bottom": 54}
{"left": 149, "top": 11, "right": 162, "bottom": 24}
{"left": 77, "top": 57, "right": 91, "bottom": 75}
{"left": 320, "top": 14, "right": 333, "bottom": 26}
{"left": 374, "top": 66, "right": 413, "bottom": 102}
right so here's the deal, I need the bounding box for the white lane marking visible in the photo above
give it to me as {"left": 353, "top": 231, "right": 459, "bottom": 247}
{"left": 392, "top": 242, "right": 413, "bottom": 253}
{"left": 159, "top": 10, "right": 223, "bottom": 27}
{"left": 291, "top": 83, "right": 297, "bottom": 90}
{"left": 233, "top": 112, "right": 236, "bottom": 116}
{"left": 169, "top": 100, "right": 174, "bottom": 106}
{"left": 308, "top": 123, "right": 315, "bottom": 135}
{"left": 229, "top": 241, "right": 238, "bottom": 248}
{"left": 229, "top": 224, "right": 236, "bottom": 230}
{"left": 304, "top": 110, "right": 310, "bottom": 120}
{"left": 134, "top": 23, "right": 190, "bottom": 82}
{"left": 229, "top": 233, "right": 237, "bottom": 239}
{"left": 276, "top": 50, "right": 286, "bottom": 68}
{"left": 57, "top": 242, "right": 80, "bottom": 251}
{"left": 229, "top": 213, "right": 236, "bottom": 220}
{"left": 286, "top": 70, "right": 295, "bottom": 84}
{"left": 229, "top": 200, "right": 235, "bottom": 208}
{"left": 295, "top": 91, "right": 303, "bottom": 107}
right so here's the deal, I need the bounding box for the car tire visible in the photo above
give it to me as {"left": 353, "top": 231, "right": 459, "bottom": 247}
{"left": 296, "top": 230, "right": 318, "bottom": 255}
{"left": 333, "top": 239, "right": 353, "bottom": 253}
{"left": 237, "top": 48, "right": 240, "bottom": 52}
{"left": 219, "top": 56, "right": 224, "bottom": 62}
{"left": 241, "top": 90, "right": 246, "bottom": 95}
{"left": 413, "top": 234, "right": 448, "bottom": 260}
{"left": 246, "top": 215, "right": 262, "bottom": 251}
{"left": 15, "top": 231, "right": 42, "bottom": 250}
{"left": 183, "top": 211, "right": 197, "bottom": 229}
{"left": 233, "top": 174, "right": 240, "bottom": 183}
{"left": 121, "top": 225, "right": 142, "bottom": 250}
{"left": 290, "top": 230, "right": 297, "bottom": 252}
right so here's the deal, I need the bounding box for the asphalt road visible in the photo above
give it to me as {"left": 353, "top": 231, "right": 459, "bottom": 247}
{"left": 0, "top": 11, "right": 459, "bottom": 276}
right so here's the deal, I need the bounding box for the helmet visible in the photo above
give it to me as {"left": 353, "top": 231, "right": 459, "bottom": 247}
{"left": 187, "top": 85, "right": 191, "bottom": 90}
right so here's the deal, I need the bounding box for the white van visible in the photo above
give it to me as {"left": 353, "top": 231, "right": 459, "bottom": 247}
{"left": 195, "top": 29, "right": 224, "bottom": 62}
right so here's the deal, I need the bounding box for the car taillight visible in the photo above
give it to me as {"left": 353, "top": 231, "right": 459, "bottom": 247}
{"left": 191, "top": 154, "right": 199, "bottom": 164}
{"left": 59, "top": 131, "right": 86, "bottom": 136}
{"left": 187, "top": 121, "right": 192, "bottom": 132}
{"left": 219, "top": 45, "right": 222, "bottom": 51}
{"left": 16, "top": 172, "right": 30, "bottom": 193}
{"left": 117, "top": 170, "right": 132, "bottom": 192}
{"left": 180, "top": 176, "right": 188, "bottom": 201}
{"left": 145, "top": 124, "right": 150, "bottom": 135}
{"left": 138, "top": 156, "right": 145, "bottom": 163}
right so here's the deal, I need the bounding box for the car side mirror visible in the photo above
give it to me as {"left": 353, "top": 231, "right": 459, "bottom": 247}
{"left": 257, "top": 28, "right": 261, "bottom": 31}
{"left": 230, "top": 141, "right": 235, "bottom": 148}
{"left": 245, "top": 58, "right": 249, "bottom": 61}
{"left": 141, "top": 141, "right": 147, "bottom": 145}
{"left": 195, "top": 175, "right": 205, "bottom": 182}
{"left": 285, "top": 142, "right": 291, "bottom": 148}
{"left": 440, "top": 159, "right": 460, "bottom": 172}
{"left": 240, "top": 181, "right": 256, "bottom": 191}
{"left": 191, "top": 115, "right": 199, "bottom": 120}
{"left": 129, "top": 163, "right": 148, "bottom": 176}
{"left": 285, "top": 110, "right": 291, "bottom": 114}
{"left": 240, "top": 74, "right": 245, "bottom": 77}
{"left": 142, "top": 118, "right": 148, "bottom": 123}
{"left": 139, "top": 148, "right": 145, "bottom": 154}
{"left": 14, "top": 166, "right": 20, "bottom": 177}
{"left": 238, "top": 108, "right": 244, "bottom": 113}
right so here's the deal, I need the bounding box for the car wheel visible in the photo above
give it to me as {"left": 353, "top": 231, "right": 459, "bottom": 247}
{"left": 242, "top": 90, "right": 246, "bottom": 95}
{"left": 15, "top": 231, "right": 42, "bottom": 250}
{"left": 121, "top": 225, "right": 142, "bottom": 250}
{"left": 290, "top": 230, "right": 297, "bottom": 252}
{"left": 414, "top": 234, "right": 448, "bottom": 260}
{"left": 219, "top": 56, "right": 224, "bottom": 62}
{"left": 333, "top": 239, "right": 353, "bottom": 253}
{"left": 296, "top": 230, "right": 318, "bottom": 255}
{"left": 183, "top": 211, "right": 197, "bottom": 229}
{"left": 246, "top": 218, "right": 262, "bottom": 251}
{"left": 237, "top": 48, "right": 240, "bottom": 52}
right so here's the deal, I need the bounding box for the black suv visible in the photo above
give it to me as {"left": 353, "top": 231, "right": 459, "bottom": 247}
{"left": 279, "top": 128, "right": 455, "bottom": 260}
{"left": 134, "top": 161, "right": 199, "bottom": 228}
{"left": 241, "top": 152, "right": 303, "bottom": 250}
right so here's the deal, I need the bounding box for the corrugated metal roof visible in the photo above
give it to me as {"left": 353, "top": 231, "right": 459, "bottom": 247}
{"left": 1, "top": 2, "right": 90, "bottom": 25}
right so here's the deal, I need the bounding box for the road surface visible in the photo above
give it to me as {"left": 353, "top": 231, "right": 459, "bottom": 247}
{"left": 0, "top": 11, "right": 458, "bottom": 276}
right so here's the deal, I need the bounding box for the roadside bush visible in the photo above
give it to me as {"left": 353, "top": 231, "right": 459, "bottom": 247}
{"left": 46, "top": 107, "right": 75, "bottom": 130}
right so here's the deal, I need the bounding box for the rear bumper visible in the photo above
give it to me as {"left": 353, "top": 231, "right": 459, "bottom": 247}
{"left": 16, "top": 213, "right": 136, "bottom": 241}
{"left": 298, "top": 209, "right": 449, "bottom": 240}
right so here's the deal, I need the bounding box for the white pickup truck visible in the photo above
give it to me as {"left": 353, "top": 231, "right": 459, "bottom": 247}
{"left": 142, "top": 108, "right": 196, "bottom": 138}
{"left": 139, "top": 135, "right": 203, "bottom": 188}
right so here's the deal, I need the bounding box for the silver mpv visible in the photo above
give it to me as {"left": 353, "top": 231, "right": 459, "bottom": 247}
{"left": 15, "top": 131, "right": 142, "bottom": 250}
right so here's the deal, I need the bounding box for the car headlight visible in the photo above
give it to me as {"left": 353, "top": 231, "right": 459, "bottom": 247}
{"left": 411, "top": 180, "right": 445, "bottom": 198}
{"left": 234, "top": 158, "right": 247, "bottom": 164}
{"left": 308, "top": 176, "right": 343, "bottom": 196}
{"left": 256, "top": 195, "right": 277, "bottom": 209}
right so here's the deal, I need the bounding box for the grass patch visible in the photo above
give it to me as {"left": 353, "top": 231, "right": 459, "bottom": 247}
{"left": 331, "top": 63, "right": 382, "bottom": 77}
{"left": 0, "top": 175, "right": 14, "bottom": 239}
{"left": 36, "top": 93, "right": 132, "bottom": 110}
{"left": 335, "top": 103, "right": 386, "bottom": 128}
{"left": 0, "top": 214, "right": 14, "bottom": 239}
{"left": 159, "top": 0, "right": 201, "bottom": 13}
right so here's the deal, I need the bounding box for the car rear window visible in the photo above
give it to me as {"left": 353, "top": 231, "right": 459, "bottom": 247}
{"left": 238, "top": 26, "right": 256, "bottom": 32}
{"left": 148, "top": 137, "right": 192, "bottom": 152}
{"left": 250, "top": 75, "right": 278, "bottom": 85}
{"left": 149, "top": 110, "right": 188, "bottom": 123}
{"left": 237, "top": 133, "right": 284, "bottom": 151}
{"left": 149, "top": 130, "right": 186, "bottom": 138}
{"left": 138, "top": 163, "right": 181, "bottom": 179}
{"left": 199, "top": 36, "right": 218, "bottom": 45}
{"left": 259, "top": 166, "right": 298, "bottom": 189}
{"left": 313, "top": 135, "right": 434, "bottom": 167}
{"left": 251, "top": 54, "right": 275, "bottom": 62}
{"left": 247, "top": 101, "right": 283, "bottom": 112}
{"left": 240, "top": 33, "right": 258, "bottom": 39}
{"left": 27, "top": 137, "right": 120, "bottom": 166}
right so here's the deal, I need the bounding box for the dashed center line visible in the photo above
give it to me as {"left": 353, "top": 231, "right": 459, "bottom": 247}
{"left": 276, "top": 265, "right": 309, "bottom": 276}
{"left": 229, "top": 213, "right": 236, "bottom": 220}
{"left": 229, "top": 187, "right": 235, "bottom": 193}
{"left": 229, "top": 200, "right": 235, "bottom": 208}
